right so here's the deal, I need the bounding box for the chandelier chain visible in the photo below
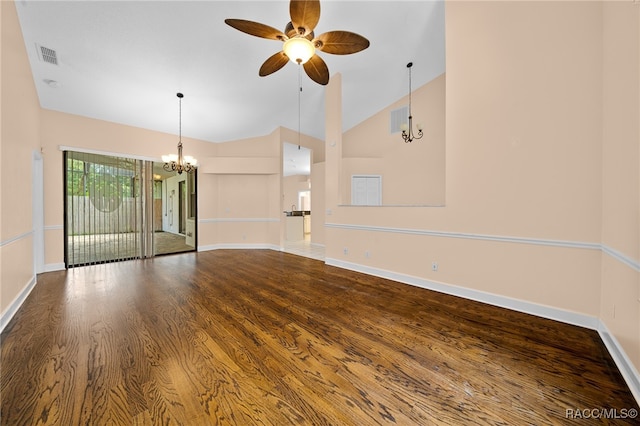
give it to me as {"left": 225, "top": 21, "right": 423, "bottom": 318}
{"left": 408, "top": 62, "right": 412, "bottom": 123}
{"left": 401, "top": 62, "right": 423, "bottom": 143}
{"left": 298, "top": 65, "right": 302, "bottom": 149}
{"left": 163, "top": 92, "right": 196, "bottom": 174}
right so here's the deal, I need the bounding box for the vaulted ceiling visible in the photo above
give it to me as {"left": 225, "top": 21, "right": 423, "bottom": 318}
{"left": 15, "top": 1, "right": 445, "bottom": 144}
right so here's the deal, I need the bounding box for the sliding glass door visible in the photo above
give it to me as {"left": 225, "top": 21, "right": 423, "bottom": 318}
{"left": 64, "top": 151, "right": 196, "bottom": 267}
{"left": 65, "top": 152, "right": 145, "bottom": 266}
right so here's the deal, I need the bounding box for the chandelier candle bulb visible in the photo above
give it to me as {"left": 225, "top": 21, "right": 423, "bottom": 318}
{"left": 183, "top": 156, "right": 197, "bottom": 166}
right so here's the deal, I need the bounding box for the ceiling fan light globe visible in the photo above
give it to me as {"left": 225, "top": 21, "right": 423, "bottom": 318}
{"left": 283, "top": 37, "right": 315, "bottom": 64}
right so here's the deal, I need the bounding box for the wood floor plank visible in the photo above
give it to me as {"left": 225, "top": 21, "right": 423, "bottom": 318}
{"left": 1, "top": 250, "right": 638, "bottom": 425}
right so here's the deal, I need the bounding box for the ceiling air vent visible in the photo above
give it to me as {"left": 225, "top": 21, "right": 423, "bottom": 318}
{"left": 390, "top": 106, "right": 408, "bottom": 134}
{"left": 37, "top": 44, "right": 58, "bottom": 65}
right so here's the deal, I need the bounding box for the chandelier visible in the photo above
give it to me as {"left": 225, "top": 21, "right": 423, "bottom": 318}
{"left": 162, "top": 93, "right": 197, "bottom": 174}
{"left": 400, "top": 62, "right": 423, "bottom": 143}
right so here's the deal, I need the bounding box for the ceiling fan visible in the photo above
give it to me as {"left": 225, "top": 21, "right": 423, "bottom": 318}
{"left": 225, "top": 0, "right": 370, "bottom": 85}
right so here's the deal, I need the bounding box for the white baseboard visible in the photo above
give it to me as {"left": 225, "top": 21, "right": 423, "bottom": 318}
{"left": 598, "top": 321, "right": 640, "bottom": 404}
{"left": 326, "top": 258, "right": 599, "bottom": 328}
{"left": 44, "top": 262, "right": 65, "bottom": 272}
{"left": 325, "top": 257, "right": 639, "bottom": 405}
{"left": 198, "top": 243, "right": 281, "bottom": 252}
{"left": 0, "top": 275, "right": 37, "bottom": 333}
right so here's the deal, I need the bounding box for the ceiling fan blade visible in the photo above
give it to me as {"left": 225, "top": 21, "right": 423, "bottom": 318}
{"left": 315, "top": 31, "right": 370, "bottom": 55}
{"left": 259, "top": 51, "right": 290, "bottom": 77}
{"left": 225, "top": 19, "right": 287, "bottom": 41}
{"left": 290, "top": 0, "right": 320, "bottom": 36}
{"left": 303, "top": 54, "right": 329, "bottom": 85}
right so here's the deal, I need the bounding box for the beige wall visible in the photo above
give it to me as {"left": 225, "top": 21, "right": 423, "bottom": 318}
{"left": 324, "top": 1, "right": 639, "bottom": 382}
{"left": 310, "top": 162, "right": 325, "bottom": 246}
{"left": 600, "top": 1, "right": 640, "bottom": 369}
{"left": 198, "top": 127, "right": 323, "bottom": 250}
{"left": 1, "top": 1, "right": 41, "bottom": 317}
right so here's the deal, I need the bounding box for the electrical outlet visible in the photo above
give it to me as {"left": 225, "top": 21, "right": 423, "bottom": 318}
{"left": 343, "top": 247, "right": 349, "bottom": 255}
{"left": 432, "top": 262, "right": 438, "bottom": 272}
{"left": 365, "top": 251, "right": 371, "bottom": 258}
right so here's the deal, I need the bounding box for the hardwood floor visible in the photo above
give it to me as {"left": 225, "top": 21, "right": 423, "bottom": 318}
{"left": 1, "top": 250, "right": 637, "bottom": 425}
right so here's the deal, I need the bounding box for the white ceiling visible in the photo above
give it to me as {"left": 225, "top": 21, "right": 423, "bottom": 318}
{"left": 15, "top": 0, "right": 445, "bottom": 145}
{"left": 283, "top": 142, "right": 311, "bottom": 176}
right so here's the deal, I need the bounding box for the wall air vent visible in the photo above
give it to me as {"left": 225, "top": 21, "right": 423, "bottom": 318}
{"left": 390, "top": 106, "right": 408, "bottom": 134}
{"left": 36, "top": 44, "right": 58, "bottom": 65}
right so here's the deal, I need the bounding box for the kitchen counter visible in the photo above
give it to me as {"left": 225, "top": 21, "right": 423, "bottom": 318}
{"left": 283, "top": 211, "right": 310, "bottom": 241}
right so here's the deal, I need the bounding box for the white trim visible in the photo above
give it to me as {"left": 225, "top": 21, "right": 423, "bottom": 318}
{"left": 43, "top": 223, "right": 640, "bottom": 271}
{"left": 325, "top": 223, "right": 640, "bottom": 271}
{"left": 598, "top": 321, "right": 640, "bottom": 404}
{"left": 198, "top": 243, "right": 281, "bottom": 252}
{"left": 59, "top": 145, "right": 160, "bottom": 163}
{"left": 0, "top": 275, "right": 37, "bottom": 333}
{"left": 325, "top": 223, "right": 601, "bottom": 251}
{"left": 44, "top": 263, "right": 66, "bottom": 272}
{"left": 199, "top": 218, "right": 280, "bottom": 224}
{"left": 0, "top": 230, "right": 34, "bottom": 248}
{"left": 602, "top": 244, "right": 640, "bottom": 272}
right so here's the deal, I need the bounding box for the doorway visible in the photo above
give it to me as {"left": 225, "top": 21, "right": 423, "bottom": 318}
{"left": 157, "top": 168, "right": 196, "bottom": 255}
